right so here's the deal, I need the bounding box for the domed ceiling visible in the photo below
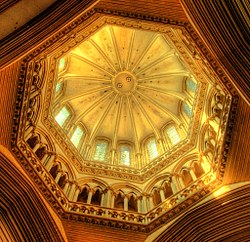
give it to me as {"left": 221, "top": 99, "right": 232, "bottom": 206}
{"left": 52, "top": 24, "right": 194, "bottom": 167}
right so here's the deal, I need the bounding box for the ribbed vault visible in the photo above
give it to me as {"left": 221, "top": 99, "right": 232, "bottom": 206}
{"left": 52, "top": 24, "right": 194, "bottom": 167}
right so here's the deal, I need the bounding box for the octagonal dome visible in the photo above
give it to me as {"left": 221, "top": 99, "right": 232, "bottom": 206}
{"left": 51, "top": 24, "right": 196, "bottom": 168}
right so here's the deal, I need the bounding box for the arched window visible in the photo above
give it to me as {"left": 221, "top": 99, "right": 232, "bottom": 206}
{"left": 35, "top": 146, "right": 46, "bottom": 160}
{"left": 182, "top": 102, "right": 192, "bottom": 117}
{"left": 27, "top": 136, "right": 39, "bottom": 149}
{"left": 55, "top": 106, "right": 70, "bottom": 126}
{"left": 71, "top": 126, "right": 84, "bottom": 148}
{"left": 181, "top": 169, "right": 193, "bottom": 186}
{"left": 186, "top": 79, "right": 197, "bottom": 93}
{"left": 58, "top": 174, "right": 67, "bottom": 189}
{"left": 162, "top": 182, "right": 173, "bottom": 198}
{"left": 152, "top": 189, "right": 161, "bottom": 206}
{"left": 114, "top": 193, "right": 124, "bottom": 209}
{"left": 49, "top": 164, "right": 59, "bottom": 179}
{"left": 58, "top": 58, "right": 66, "bottom": 72}
{"left": 146, "top": 138, "right": 159, "bottom": 161}
{"left": 93, "top": 140, "right": 108, "bottom": 161}
{"left": 91, "top": 189, "right": 102, "bottom": 206}
{"left": 119, "top": 145, "right": 131, "bottom": 166}
{"left": 77, "top": 187, "right": 88, "bottom": 203}
{"left": 166, "top": 125, "right": 180, "bottom": 145}
{"left": 128, "top": 195, "right": 137, "bottom": 212}
{"left": 193, "top": 162, "right": 205, "bottom": 178}
{"left": 55, "top": 82, "right": 62, "bottom": 94}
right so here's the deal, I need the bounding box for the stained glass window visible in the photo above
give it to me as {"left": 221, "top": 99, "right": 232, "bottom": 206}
{"left": 71, "top": 126, "right": 84, "bottom": 148}
{"left": 147, "top": 138, "right": 158, "bottom": 160}
{"left": 55, "top": 107, "right": 70, "bottom": 126}
{"left": 120, "top": 146, "right": 130, "bottom": 166}
{"left": 186, "top": 79, "right": 197, "bottom": 93}
{"left": 93, "top": 141, "right": 108, "bottom": 161}
{"left": 183, "top": 102, "right": 192, "bottom": 117}
{"left": 56, "top": 82, "right": 61, "bottom": 93}
{"left": 58, "top": 58, "right": 65, "bottom": 72}
{"left": 166, "top": 126, "right": 180, "bottom": 145}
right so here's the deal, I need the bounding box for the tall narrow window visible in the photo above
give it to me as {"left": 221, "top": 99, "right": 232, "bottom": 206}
{"left": 93, "top": 140, "right": 108, "bottom": 161}
{"left": 71, "top": 126, "right": 84, "bottom": 148}
{"left": 55, "top": 82, "right": 61, "bottom": 93}
{"left": 166, "top": 126, "right": 180, "bottom": 145}
{"left": 147, "top": 138, "right": 158, "bottom": 161}
{"left": 55, "top": 107, "right": 70, "bottom": 126}
{"left": 120, "top": 145, "right": 130, "bottom": 166}
{"left": 186, "top": 79, "right": 197, "bottom": 93}
{"left": 58, "top": 58, "right": 65, "bottom": 72}
{"left": 183, "top": 102, "right": 192, "bottom": 117}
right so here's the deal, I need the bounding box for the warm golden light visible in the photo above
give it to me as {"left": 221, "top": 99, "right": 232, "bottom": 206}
{"left": 58, "top": 58, "right": 65, "bottom": 72}
{"left": 212, "top": 186, "right": 231, "bottom": 198}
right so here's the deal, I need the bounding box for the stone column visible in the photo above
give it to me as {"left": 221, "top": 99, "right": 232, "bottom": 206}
{"left": 54, "top": 170, "right": 62, "bottom": 183}
{"left": 189, "top": 169, "right": 197, "bottom": 181}
{"left": 110, "top": 149, "right": 116, "bottom": 165}
{"left": 178, "top": 175, "right": 185, "bottom": 189}
{"left": 100, "top": 193, "right": 105, "bottom": 206}
{"left": 171, "top": 176, "right": 179, "bottom": 194}
{"left": 33, "top": 143, "right": 41, "bottom": 153}
{"left": 137, "top": 197, "right": 142, "bottom": 213}
{"left": 84, "top": 144, "right": 92, "bottom": 160}
{"left": 142, "top": 195, "right": 148, "bottom": 212}
{"left": 45, "top": 154, "right": 56, "bottom": 171}
{"left": 24, "top": 127, "right": 34, "bottom": 140}
{"left": 41, "top": 152, "right": 49, "bottom": 165}
{"left": 110, "top": 192, "right": 115, "bottom": 208}
{"left": 105, "top": 188, "right": 111, "bottom": 207}
{"left": 136, "top": 153, "right": 142, "bottom": 169}
{"left": 124, "top": 196, "right": 128, "bottom": 211}
{"left": 87, "top": 189, "right": 93, "bottom": 204}
{"left": 158, "top": 138, "right": 165, "bottom": 153}
{"left": 63, "top": 180, "right": 70, "bottom": 196}
{"left": 149, "top": 195, "right": 154, "bottom": 210}
{"left": 68, "top": 182, "right": 76, "bottom": 201}
{"left": 73, "top": 186, "right": 81, "bottom": 202}
{"left": 160, "top": 188, "right": 165, "bottom": 202}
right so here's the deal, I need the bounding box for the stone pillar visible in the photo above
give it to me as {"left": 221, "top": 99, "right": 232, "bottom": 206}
{"left": 45, "top": 154, "right": 56, "bottom": 171}
{"left": 67, "top": 124, "right": 76, "bottom": 138}
{"left": 124, "top": 196, "right": 128, "bottom": 211}
{"left": 171, "top": 176, "right": 179, "bottom": 194}
{"left": 100, "top": 193, "right": 105, "bottom": 206}
{"left": 84, "top": 144, "right": 92, "bottom": 160}
{"left": 41, "top": 152, "right": 49, "bottom": 165}
{"left": 110, "top": 192, "right": 115, "bottom": 208}
{"left": 54, "top": 170, "right": 62, "bottom": 183}
{"left": 178, "top": 175, "right": 185, "bottom": 189}
{"left": 24, "top": 126, "right": 34, "bottom": 140}
{"left": 63, "top": 180, "right": 70, "bottom": 196}
{"left": 142, "top": 195, "right": 148, "bottom": 212}
{"left": 105, "top": 189, "right": 111, "bottom": 207}
{"left": 160, "top": 189, "right": 165, "bottom": 202}
{"left": 137, "top": 197, "right": 142, "bottom": 213}
{"left": 158, "top": 138, "right": 165, "bottom": 153}
{"left": 87, "top": 189, "right": 93, "bottom": 204}
{"left": 68, "top": 182, "right": 76, "bottom": 201}
{"left": 33, "top": 143, "right": 41, "bottom": 153}
{"left": 189, "top": 169, "right": 197, "bottom": 181}
{"left": 110, "top": 149, "right": 116, "bottom": 165}
{"left": 73, "top": 186, "right": 81, "bottom": 202}
{"left": 136, "top": 153, "right": 142, "bottom": 169}
{"left": 149, "top": 195, "right": 154, "bottom": 210}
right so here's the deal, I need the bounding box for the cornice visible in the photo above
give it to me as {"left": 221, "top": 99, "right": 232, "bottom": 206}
{"left": 9, "top": 8, "right": 238, "bottom": 233}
